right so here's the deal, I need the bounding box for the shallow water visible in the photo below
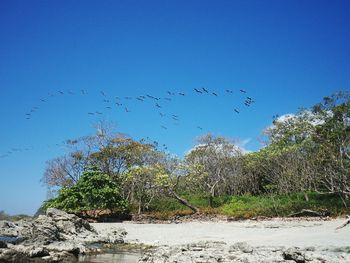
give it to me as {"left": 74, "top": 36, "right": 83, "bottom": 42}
{"left": 0, "top": 236, "right": 18, "bottom": 243}
{"left": 79, "top": 251, "right": 141, "bottom": 263}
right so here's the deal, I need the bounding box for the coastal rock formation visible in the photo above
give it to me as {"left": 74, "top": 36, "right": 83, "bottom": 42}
{"left": 139, "top": 241, "right": 350, "bottom": 263}
{"left": 0, "top": 208, "right": 126, "bottom": 262}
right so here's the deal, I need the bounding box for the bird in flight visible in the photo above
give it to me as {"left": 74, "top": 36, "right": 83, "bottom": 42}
{"left": 88, "top": 112, "right": 95, "bottom": 115}
{"left": 212, "top": 92, "right": 218, "bottom": 96}
{"left": 194, "top": 88, "right": 203, "bottom": 94}
{"left": 197, "top": 126, "right": 203, "bottom": 130}
{"left": 234, "top": 109, "right": 240, "bottom": 113}
{"left": 161, "top": 125, "right": 167, "bottom": 130}
{"left": 239, "top": 89, "right": 246, "bottom": 93}
{"left": 226, "top": 89, "right": 233, "bottom": 93}
{"left": 179, "top": 92, "right": 185, "bottom": 96}
{"left": 155, "top": 103, "right": 162, "bottom": 108}
{"left": 101, "top": 91, "right": 106, "bottom": 96}
{"left": 125, "top": 107, "right": 131, "bottom": 112}
{"left": 202, "top": 87, "right": 208, "bottom": 93}
{"left": 159, "top": 112, "right": 165, "bottom": 117}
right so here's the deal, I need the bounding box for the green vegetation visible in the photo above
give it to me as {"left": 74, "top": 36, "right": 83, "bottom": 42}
{"left": 44, "top": 167, "right": 129, "bottom": 216}
{"left": 42, "top": 91, "right": 350, "bottom": 219}
{"left": 0, "top": 210, "right": 32, "bottom": 221}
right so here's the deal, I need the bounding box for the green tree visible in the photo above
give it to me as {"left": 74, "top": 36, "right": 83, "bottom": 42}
{"left": 312, "top": 91, "right": 350, "bottom": 201}
{"left": 186, "top": 134, "right": 243, "bottom": 207}
{"left": 44, "top": 167, "right": 129, "bottom": 215}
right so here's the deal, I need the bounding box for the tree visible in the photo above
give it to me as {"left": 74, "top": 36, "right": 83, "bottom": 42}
{"left": 41, "top": 126, "right": 161, "bottom": 200}
{"left": 259, "top": 111, "right": 322, "bottom": 199}
{"left": 44, "top": 167, "right": 129, "bottom": 216}
{"left": 312, "top": 91, "right": 350, "bottom": 201}
{"left": 42, "top": 151, "right": 87, "bottom": 194}
{"left": 185, "top": 134, "right": 243, "bottom": 207}
{"left": 122, "top": 165, "right": 161, "bottom": 214}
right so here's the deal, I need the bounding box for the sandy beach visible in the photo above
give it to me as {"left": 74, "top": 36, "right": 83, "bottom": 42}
{"left": 92, "top": 218, "right": 350, "bottom": 248}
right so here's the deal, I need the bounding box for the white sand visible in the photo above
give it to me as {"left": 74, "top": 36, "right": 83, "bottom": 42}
{"left": 92, "top": 218, "right": 350, "bottom": 248}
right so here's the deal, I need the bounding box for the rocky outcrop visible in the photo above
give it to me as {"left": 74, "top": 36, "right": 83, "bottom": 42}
{"left": 0, "top": 208, "right": 126, "bottom": 262}
{"left": 139, "top": 241, "right": 350, "bottom": 263}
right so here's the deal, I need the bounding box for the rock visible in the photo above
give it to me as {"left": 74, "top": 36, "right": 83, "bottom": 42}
{"left": 28, "top": 247, "right": 50, "bottom": 258}
{"left": 283, "top": 248, "right": 306, "bottom": 263}
{"left": 139, "top": 242, "right": 350, "bottom": 263}
{"left": 0, "top": 240, "right": 7, "bottom": 248}
{"left": 0, "top": 209, "right": 126, "bottom": 262}
{"left": 229, "top": 242, "right": 254, "bottom": 253}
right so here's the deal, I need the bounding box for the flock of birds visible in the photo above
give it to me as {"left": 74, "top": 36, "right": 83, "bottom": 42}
{"left": 1, "top": 87, "right": 255, "bottom": 159}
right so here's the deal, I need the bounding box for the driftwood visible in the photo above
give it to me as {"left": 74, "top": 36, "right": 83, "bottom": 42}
{"left": 288, "top": 209, "right": 329, "bottom": 217}
{"left": 336, "top": 215, "right": 350, "bottom": 230}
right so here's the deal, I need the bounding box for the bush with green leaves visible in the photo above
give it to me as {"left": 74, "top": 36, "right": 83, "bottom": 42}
{"left": 44, "top": 167, "right": 129, "bottom": 214}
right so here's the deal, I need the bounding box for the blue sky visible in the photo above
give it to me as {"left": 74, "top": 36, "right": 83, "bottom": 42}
{"left": 0, "top": 0, "right": 349, "bottom": 215}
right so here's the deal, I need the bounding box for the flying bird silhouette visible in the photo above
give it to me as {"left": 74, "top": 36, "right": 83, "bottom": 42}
{"left": 202, "top": 87, "right": 208, "bottom": 93}
{"left": 212, "top": 92, "right": 218, "bottom": 96}
{"left": 239, "top": 89, "right": 246, "bottom": 93}
{"left": 194, "top": 88, "right": 203, "bottom": 94}
{"left": 234, "top": 109, "right": 240, "bottom": 113}
{"left": 179, "top": 93, "right": 185, "bottom": 96}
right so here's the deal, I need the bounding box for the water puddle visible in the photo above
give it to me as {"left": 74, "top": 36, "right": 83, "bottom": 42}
{"left": 79, "top": 251, "right": 141, "bottom": 263}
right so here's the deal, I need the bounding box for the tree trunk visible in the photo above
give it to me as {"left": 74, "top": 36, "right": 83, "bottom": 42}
{"left": 138, "top": 198, "right": 142, "bottom": 215}
{"left": 170, "top": 190, "right": 199, "bottom": 213}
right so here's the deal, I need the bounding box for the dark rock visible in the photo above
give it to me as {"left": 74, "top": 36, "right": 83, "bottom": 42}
{"left": 0, "top": 240, "right": 7, "bottom": 248}
{"left": 283, "top": 248, "right": 306, "bottom": 263}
